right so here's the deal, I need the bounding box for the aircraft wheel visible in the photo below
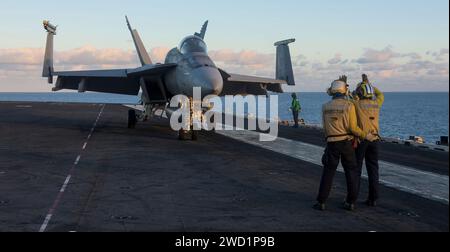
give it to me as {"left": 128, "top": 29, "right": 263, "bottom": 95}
{"left": 192, "top": 131, "right": 199, "bottom": 141}
{"left": 128, "top": 109, "right": 137, "bottom": 129}
{"left": 178, "top": 130, "right": 199, "bottom": 141}
{"left": 178, "top": 129, "right": 188, "bottom": 140}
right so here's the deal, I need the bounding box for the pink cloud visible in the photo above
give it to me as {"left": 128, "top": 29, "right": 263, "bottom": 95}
{"left": 356, "top": 46, "right": 400, "bottom": 64}
{"left": 355, "top": 46, "right": 423, "bottom": 64}
{"left": 209, "top": 49, "right": 273, "bottom": 66}
{"left": 0, "top": 46, "right": 140, "bottom": 69}
{"left": 149, "top": 47, "right": 171, "bottom": 63}
{"left": 56, "top": 45, "right": 137, "bottom": 66}
{"left": 0, "top": 45, "right": 448, "bottom": 92}
{"left": 377, "top": 70, "right": 396, "bottom": 78}
{"left": 0, "top": 48, "right": 43, "bottom": 65}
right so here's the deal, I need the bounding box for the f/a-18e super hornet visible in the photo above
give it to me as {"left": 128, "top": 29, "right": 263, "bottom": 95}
{"left": 42, "top": 17, "right": 296, "bottom": 140}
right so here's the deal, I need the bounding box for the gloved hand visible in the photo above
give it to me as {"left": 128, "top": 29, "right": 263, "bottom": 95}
{"left": 339, "top": 75, "right": 348, "bottom": 84}
{"left": 365, "top": 133, "right": 378, "bottom": 142}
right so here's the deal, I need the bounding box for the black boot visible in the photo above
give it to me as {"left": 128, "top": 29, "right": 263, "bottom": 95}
{"left": 313, "top": 202, "right": 326, "bottom": 211}
{"left": 343, "top": 201, "right": 355, "bottom": 211}
{"left": 365, "top": 199, "right": 377, "bottom": 207}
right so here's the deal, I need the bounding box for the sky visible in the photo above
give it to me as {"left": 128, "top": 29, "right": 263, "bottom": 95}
{"left": 0, "top": 0, "right": 448, "bottom": 92}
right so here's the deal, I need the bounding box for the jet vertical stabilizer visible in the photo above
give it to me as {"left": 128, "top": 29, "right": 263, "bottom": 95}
{"left": 126, "top": 16, "right": 152, "bottom": 66}
{"left": 194, "top": 21, "right": 208, "bottom": 40}
{"left": 42, "top": 20, "right": 56, "bottom": 84}
{"left": 274, "top": 39, "right": 296, "bottom": 86}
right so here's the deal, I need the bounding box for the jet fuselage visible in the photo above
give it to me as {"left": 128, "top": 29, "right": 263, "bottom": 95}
{"left": 163, "top": 35, "right": 223, "bottom": 98}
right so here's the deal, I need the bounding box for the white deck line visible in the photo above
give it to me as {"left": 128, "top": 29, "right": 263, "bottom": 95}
{"left": 216, "top": 129, "right": 449, "bottom": 205}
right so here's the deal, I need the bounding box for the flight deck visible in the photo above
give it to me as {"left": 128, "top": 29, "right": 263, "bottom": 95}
{"left": 0, "top": 102, "right": 448, "bottom": 232}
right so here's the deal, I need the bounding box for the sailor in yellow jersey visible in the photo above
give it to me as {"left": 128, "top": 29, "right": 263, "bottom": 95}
{"left": 353, "top": 74, "right": 385, "bottom": 207}
{"left": 314, "top": 79, "right": 377, "bottom": 211}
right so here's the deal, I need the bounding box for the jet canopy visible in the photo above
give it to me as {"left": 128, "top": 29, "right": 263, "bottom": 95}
{"left": 179, "top": 35, "right": 207, "bottom": 54}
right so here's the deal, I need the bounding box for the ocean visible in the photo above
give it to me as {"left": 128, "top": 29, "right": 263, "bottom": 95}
{"left": 280, "top": 92, "right": 449, "bottom": 144}
{"left": 0, "top": 92, "right": 448, "bottom": 144}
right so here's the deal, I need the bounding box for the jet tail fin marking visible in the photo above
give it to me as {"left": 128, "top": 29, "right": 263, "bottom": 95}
{"left": 194, "top": 20, "right": 208, "bottom": 40}
{"left": 126, "top": 16, "right": 152, "bottom": 66}
{"left": 42, "top": 20, "right": 56, "bottom": 84}
{"left": 274, "top": 39, "right": 296, "bottom": 86}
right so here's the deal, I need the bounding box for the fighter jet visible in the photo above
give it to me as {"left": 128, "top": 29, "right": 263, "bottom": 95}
{"left": 42, "top": 17, "right": 296, "bottom": 140}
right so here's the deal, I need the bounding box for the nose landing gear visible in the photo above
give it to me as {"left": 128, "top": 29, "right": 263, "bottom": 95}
{"left": 177, "top": 97, "right": 202, "bottom": 141}
{"left": 178, "top": 129, "right": 199, "bottom": 141}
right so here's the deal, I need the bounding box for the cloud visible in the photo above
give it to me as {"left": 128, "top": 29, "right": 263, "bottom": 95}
{"left": 56, "top": 46, "right": 136, "bottom": 66}
{"left": 355, "top": 46, "right": 423, "bottom": 64}
{"left": 327, "top": 54, "right": 342, "bottom": 65}
{"left": 430, "top": 48, "right": 449, "bottom": 56}
{"left": 355, "top": 46, "right": 401, "bottom": 64}
{"left": 208, "top": 49, "right": 276, "bottom": 77}
{"left": 430, "top": 48, "right": 449, "bottom": 61}
{"left": 0, "top": 48, "right": 44, "bottom": 66}
{"left": 0, "top": 46, "right": 139, "bottom": 69}
{"left": 291, "top": 46, "right": 449, "bottom": 91}
{"left": 0, "top": 45, "right": 448, "bottom": 92}
{"left": 149, "top": 47, "right": 171, "bottom": 63}
{"left": 209, "top": 49, "right": 274, "bottom": 66}
{"left": 0, "top": 46, "right": 141, "bottom": 92}
{"left": 293, "top": 54, "right": 309, "bottom": 67}
{"left": 402, "top": 52, "right": 422, "bottom": 60}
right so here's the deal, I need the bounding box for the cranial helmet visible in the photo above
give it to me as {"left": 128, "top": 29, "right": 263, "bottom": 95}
{"left": 327, "top": 80, "right": 348, "bottom": 96}
{"left": 356, "top": 83, "right": 375, "bottom": 99}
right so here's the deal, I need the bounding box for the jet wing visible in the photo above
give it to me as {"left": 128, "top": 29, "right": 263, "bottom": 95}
{"left": 218, "top": 68, "right": 285, "bottom": 96}
{"left": 52, "top": 64, "right": 177, "bottom": 95}
{"left": 127, "top": 63, "right": 177, "bottom": 77}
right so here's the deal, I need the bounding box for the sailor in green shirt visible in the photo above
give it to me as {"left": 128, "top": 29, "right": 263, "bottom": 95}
{"left": 291, "top": 93, "right": 302, "bottom": 128}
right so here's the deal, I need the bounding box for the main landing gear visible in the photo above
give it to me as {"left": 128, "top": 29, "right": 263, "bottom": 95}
{"left": 127, "top": 104, "right": 153, "bottom": 129}
{"left": 128, "top": 109, "right": 137, "bottom": 129}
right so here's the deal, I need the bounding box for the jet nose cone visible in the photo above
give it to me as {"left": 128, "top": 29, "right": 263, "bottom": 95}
{"left": 193, "top": 67, "right": 223, "bottom": 96}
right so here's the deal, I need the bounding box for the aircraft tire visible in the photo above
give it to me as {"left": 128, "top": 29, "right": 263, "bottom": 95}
{"left": 192, "top": 130, "right": 199, "bottom": 141}
{"left": 128, "top": 109, "right": 137, "bottom": 129}
{"left": 178, "top": 129, "right": 187, "bottom": 140}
